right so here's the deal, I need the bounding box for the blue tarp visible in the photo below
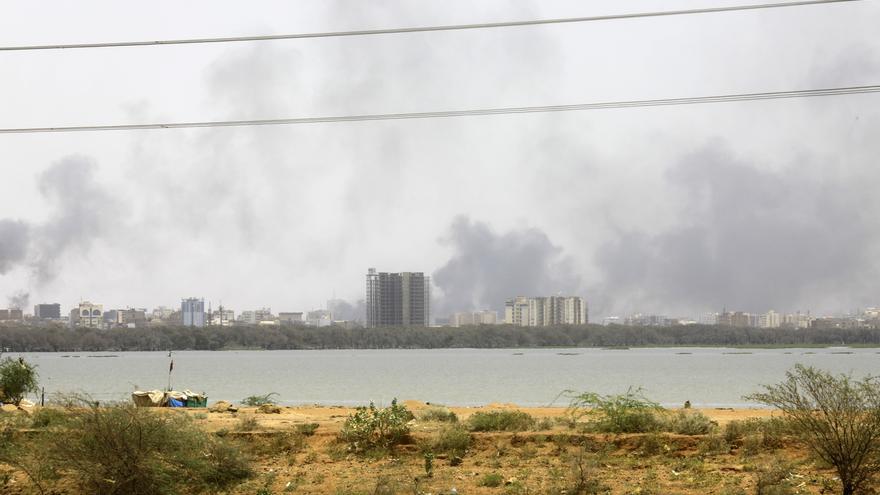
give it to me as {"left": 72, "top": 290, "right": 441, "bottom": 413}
{"left": 168, "top": 398, "right": 185, "bottom": 407}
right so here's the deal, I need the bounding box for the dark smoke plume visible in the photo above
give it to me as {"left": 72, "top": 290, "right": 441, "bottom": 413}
{"left": 594, "top": 144, "right": 880, "bottom": 316}
{"left": 6, "top": 291, "right": 29, "bottom": 310}
{"left": 433, "top": 216, "right": 581, "bottom": 317}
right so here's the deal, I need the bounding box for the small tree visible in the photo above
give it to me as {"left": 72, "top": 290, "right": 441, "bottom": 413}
{"left": 0, "top": 357, "right": 39, "bottom": 405}
{"left": 746, "top": 364, "right": 880, "bottom": 495}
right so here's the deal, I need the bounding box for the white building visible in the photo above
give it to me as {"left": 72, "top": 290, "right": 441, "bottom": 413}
{"left": 504, "top": 297, "right": 531, "bottom": 326}
{"left": 70, "top": 301, "right": 103, "bottom": 328}
{"left": 307, "top": 309, "right": 333, "bottom": 327}
{"left": 760, "top": 310, "right": 781, "bottom": 329}
{"left": 239, "top": 308, "right": 274, "bottom": 325}
{"left": 208, "top": 309, "right": 235, "bottom": 326}
{"left": 505, "top": 296, "right": 587, "bottom": 326}
{"left": 450, "top": 310, "right": 498, "bottom": 327}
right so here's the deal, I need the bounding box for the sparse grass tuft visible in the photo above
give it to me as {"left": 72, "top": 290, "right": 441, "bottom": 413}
{"left": 469, "top": 411, "right": 536, "bottom": 432}
{"left": 419, "top": 406, "right": 458, "bottom": 423}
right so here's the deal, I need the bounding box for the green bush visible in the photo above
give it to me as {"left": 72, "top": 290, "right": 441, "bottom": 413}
{"left": 0, "top": 357, "right": 39, "bottom": 406}
{"left": 29, "top": 408, "right": 69, "bottom": 429}
{"left": 663, "top": 410, "right": 716, "bottom": 435}
{"left": 29, "top": 403, "right": 251, "bottom": 494}
{"left": 468, "top": 411, "right": 535, "bottom": 432}
{"left": 747, "top": 365, "right": 880, "bottom": 495}
{"left": 698, "top": 434, "right": 730, "bottom": 456}
{"left": 236, "top": 415, "right": 260, "bottom": 431}
{"left": 295, "top": 422, "right": 319, "bottom": 436}
{"left": 241, "top": 393, "right": 278, "bottom": 407}
{"left": 419, "top": 406, "right": 458, "bottom": 423}
{"left": 479, "top": 472, "right": 504, "bottom": 487}
{"left": 339, "top": 399, "right": 413, "bottom": 452}
{"left": 568, "top": 388, "right": 663, "bottom": 433}
{"left": 427, "top": 424, "right": 471, "bottom": 458}
{"left": 724, "top": 418, "right": 789, "bottom": 450}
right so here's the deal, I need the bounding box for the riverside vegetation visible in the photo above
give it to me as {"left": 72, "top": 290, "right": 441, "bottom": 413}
{"left": 2, "top": 324, "right": 880, "bottom": 351}
{"left": 1, "top": 361, "right": 879, "bottom": 494}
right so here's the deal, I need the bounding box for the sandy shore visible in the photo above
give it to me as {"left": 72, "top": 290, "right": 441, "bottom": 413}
{"left": 194, "top": 400, "right": 781, "bottom": 432}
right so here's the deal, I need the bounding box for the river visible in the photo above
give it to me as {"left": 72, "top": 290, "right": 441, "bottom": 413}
{"left": 13, "top": 347, "right": 879, "bottom": 408}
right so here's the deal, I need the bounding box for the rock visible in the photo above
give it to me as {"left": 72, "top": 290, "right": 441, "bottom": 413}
{"left": 0, "top": 404, "right": 18, "bottom": 413}
{"left": 505, "top": 477, "right": 518, "bottom": 485}
{"left": 210, "top": 400, "right": 235, "bottom": 413}
{"left": 257, "top": 404, "right": 282, "bottom": 414}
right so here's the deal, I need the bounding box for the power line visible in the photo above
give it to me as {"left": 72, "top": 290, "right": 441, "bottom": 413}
{"left": 0, "top": 0, "right": 861, "bottom": 52}
{"left": 1, "top": 85, "right": 876, "bottom": 134}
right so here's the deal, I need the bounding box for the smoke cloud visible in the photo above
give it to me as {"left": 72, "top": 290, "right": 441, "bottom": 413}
{"left": 6, "top": 291, "right": 29, "bottom": 311}
{"left": 594, "top": 144, "right": 880, "bottom": 316}
{"left": 0, "top": 220, "right": 29, "bottom": 275}
{"left": 0, "top": 155, "right": 123, "bottom": 287}
{"left": 432, "top": 216, "right": 581, "bottom": 317}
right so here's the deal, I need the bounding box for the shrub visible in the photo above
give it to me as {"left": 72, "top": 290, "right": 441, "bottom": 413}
{"left": 725, "top": 418, "right": 789, "bottom": 451}
{"left": 638, "top": 433, "right": 670, "bottom": 456}
{"left": 563, "top": 444, "right": 607, "bottom": 494}
{"left": 747, "top": 365, "right": 880, "bottom": 495}
{"left": 30, "top": 408, "right": 69, "bottom": 429}
{"left": 664, "top": 410, "right": 716, "bottom": 435}
{"left": 568, "top": 388, "right": 663, "bottom": 433}
{"left": 295, "top": 422, "right": 319, "bottom": 436}
{"left": 755, "top": 463, "right": 796, "bottom": 495}
{"left": 698, "top": 435, "right": 730, "bottom": 456}
{"left": 468, "top": 411, "right": 535, "bottom": 432}
{"left": 29, "top": 403, "right": 251, "bottom": 494}
{"left": 247, "top": 430, "right": 306, "bottom": 457}
{"left": 0, "top": 357, "right": 39, "bottom": 406}
{"left": 236, "top": 415, "right": 260, "bottom": 431}
{"left": 241, "top": 393, "right": 279, "bottom": 407}
{"left": 479, "top": 472, "right": 504, "bottom": 487}
{"left": 427, "top": 424, "right": 471, "bottom": 458}
{"left": 419, "top": 406, "right": 458, "bottom": 423}
{"left": 339, "top": 399, "right": 413, "bottom": 452}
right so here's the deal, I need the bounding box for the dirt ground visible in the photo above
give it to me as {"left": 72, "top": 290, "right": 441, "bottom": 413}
{"left": 197, "top": 402, "right": 827, "bottom": 495}
{"left": 1, "top": 402, "right": 837, "bottom": 494}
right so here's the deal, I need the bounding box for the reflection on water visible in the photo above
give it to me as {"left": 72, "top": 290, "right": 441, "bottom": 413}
{"left": 16, "top": 347, "right": 879, "bottom": 408}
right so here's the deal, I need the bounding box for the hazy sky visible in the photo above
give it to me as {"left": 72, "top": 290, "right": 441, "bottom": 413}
{"left": 1, "top": 0, "right": 878, "bottom": 320}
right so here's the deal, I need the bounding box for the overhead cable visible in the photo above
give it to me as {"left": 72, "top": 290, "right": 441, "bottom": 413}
{"left": 1, "top": 84, "right": 876, "bottom": 134}
{"left": 0, "top": 0, "right": 861, "bottom": 51}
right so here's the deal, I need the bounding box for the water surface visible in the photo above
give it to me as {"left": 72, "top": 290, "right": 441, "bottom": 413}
{"left": 14, "top": 347, "right": 879, "bottom": 408}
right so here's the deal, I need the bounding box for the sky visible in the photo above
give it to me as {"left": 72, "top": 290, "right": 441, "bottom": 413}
{"left": 1, "top": 0, "right": 879, "bottom": 320}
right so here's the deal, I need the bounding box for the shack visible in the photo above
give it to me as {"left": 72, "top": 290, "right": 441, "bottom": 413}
{"left": 132, "top": 389, "right": 207, "bottom": 408}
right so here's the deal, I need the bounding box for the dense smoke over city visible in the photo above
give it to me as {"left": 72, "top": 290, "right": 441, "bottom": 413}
{"left": 433, "top": 216, "right": 581, "bottom": 315}
{"left": 0, "top": 1, "right": 878, "bottom": 319}
{"left": 593, "top": 143, "right": 880, "bottom": 317}
{"left": 6, "top": 290, "right": 29, "bottom": 311}
{"left": 0, "top": 156, "right": 122, "bottom": 292}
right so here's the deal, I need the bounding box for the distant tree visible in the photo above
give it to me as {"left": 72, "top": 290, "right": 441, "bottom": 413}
{"left": 747, "top": 365, "right": 880, "bottom": 495}
{"left": 0, "top": 356, "right": 39, "bottom": 405}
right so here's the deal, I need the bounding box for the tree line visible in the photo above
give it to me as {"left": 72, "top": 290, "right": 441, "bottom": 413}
{"left": 1, "top": 323, "right": 879, "bottom": 352}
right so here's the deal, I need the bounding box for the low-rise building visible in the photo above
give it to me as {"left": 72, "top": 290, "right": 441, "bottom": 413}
{"left": 70, "top": 301, "right": 103, "bottom": 328}
{"left": 450, "top": 310, "right": 498, "bottom": 327}
{"left": 278, "top": 312, "right": 304, "bottom": 325}
{"left": 34, "top": 303, "right": 61, "bottom": 320}
{"left": 307, "top": 309, "right": 333, "bottom": 327}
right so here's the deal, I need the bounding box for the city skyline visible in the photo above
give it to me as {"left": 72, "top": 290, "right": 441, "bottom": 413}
{"left": 2, "top": 1, "right": 879, "bottom": 322}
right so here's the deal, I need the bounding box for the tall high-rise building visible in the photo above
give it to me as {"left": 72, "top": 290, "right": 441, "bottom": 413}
{"left": 181, "top": 298, "right": 206, "bottom": 327}
{"left": 365, "top": 268, "right": 431, "bottom": 327}
{"left": 34, "top": 303, "right": 61, "bottom": 320}
{"left": 505, "top": 296, "right": 587, "bottom": 326}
